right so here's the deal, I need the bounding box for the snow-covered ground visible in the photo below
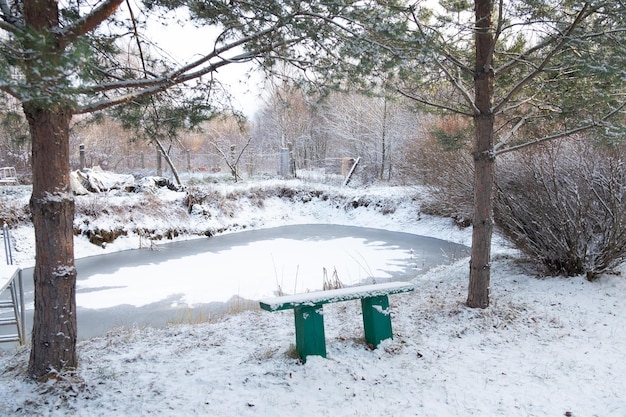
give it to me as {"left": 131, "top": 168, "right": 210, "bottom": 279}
{"left": 0, "top": 178, "right": 624, "bottom": 416}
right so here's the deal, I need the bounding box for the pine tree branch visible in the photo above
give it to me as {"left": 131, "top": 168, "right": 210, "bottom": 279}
{"left": 492, "top": 3, "right": 590, "bottom": 115}
{"left": 76, "top": 24, "right": 287, "bottom": 96}
{"left": 0, "top": 20, "right": 15, "bottom": 32}
{"left": 395, "top": 88, "right": 474, "bottom": 117}
{"left": 75, "top": 38, "right": 291, "bottom": 114}
{"left": 495, "top": 102, "right": 625, "bottom": 155}
{"left": 406, "top": 6, "right": 477, "bottom": 113}
{"left": 406, "top": 6, "right": 474, "bottom": 76}
{"left": 0, "top": 0, "right": 21, "bottom": 29}
{"left": 57, "top": 0, "right": 124, "bottom": 47}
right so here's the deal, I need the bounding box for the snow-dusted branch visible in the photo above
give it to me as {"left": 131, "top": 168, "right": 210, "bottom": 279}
{"left": 0, "top": 0, "right": 21, "bottom": 29}
{"left": 0, "top": 19, "right": 22, "bottom": 34}
{"left": 75, "top": 36, "right": 296, "bottom": 114}
{"left": 76, "top": 23, "right": 286, "bottom": 96}
{"left": 296, "top": 10, "right": 400, "bottom": 58}
{"left": 495, "top": 102, "right": 625, "bottom": 155}
{"left": 494, "top": 94, "right": 539, "bottom": 116}
{"left": 433, "top": 57, "right": 479, "bottom": 114}
{"left": 493, "top": 111, "right": 534, "bottom": 152}
{"left": 406, "top": 7, "right": 477, "bottom": 113}
{"left": 492, "top": 4, "right": 590, "bottom": 115}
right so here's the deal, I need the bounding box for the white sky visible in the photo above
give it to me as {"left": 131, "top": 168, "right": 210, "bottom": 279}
{"left": 137, "top": 4, "right": 265, "bottom": 118}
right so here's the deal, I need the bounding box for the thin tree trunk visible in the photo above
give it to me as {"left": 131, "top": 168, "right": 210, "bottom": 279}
{"left": 153, "top": 138, "right": 182, "bottom": 186}
{"left": 25, "top": 106, "right": 78, "bottom": 379}
{"left": 467, "top": 0, "right": 495, "bottom": 308}
{"left": 380, "top": 97, "right": 387, "bottom": 181}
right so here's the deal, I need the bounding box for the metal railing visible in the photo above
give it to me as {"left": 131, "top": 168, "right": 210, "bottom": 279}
{"left": 0, "top": 223, "right": 26, "bottom": 345}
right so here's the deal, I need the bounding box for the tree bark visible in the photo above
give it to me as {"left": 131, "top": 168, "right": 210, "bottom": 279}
{"left": 467, "top": 0, "right": 495, "bottom": 308}
{"left": 25, "top": 105, "right": 77, "bottom": 379}
{"left": 23, "top": 0, "right": 79, "bottom": 380}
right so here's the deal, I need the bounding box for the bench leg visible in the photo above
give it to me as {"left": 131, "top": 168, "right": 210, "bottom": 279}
{"left": 294, "top": 305, "right": 326, "bottom": 361}
{"left": 361, "top": 295, "right": 393, "bottom": 348}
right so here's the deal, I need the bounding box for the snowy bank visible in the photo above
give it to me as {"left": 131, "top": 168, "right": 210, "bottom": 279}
{"left": 1, "top": 256, "right": 624, "bottom": 416}
{"left": 0, "top": 179, "right": 624, "bottom": 416}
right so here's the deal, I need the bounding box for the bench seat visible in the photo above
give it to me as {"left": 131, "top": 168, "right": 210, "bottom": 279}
{"left": 259, "top": 282, "right": 413, "bottom": 361}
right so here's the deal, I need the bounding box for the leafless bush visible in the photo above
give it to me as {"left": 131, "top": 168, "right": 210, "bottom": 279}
{"left": 0, "top": 196, "right": 29, "bottom": 225}
{"left": 495, "top": 140, "right": 626, "bottom": 280}
{"left": 409, "top": 117, "right": 474, "bottom": 226}
{"left": 410, "top": 118, "right": 626, "bottom": 279}
{"left": 183, "top": 186, "right": 218, "bottom": 213}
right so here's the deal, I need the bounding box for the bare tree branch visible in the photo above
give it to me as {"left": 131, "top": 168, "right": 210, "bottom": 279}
{"left": 433, "top": 57, "right": 479, "bottom": 114}
{"left": 211, "top": 138, "right": 252, "bottom": 182}
{"left": 494, "top": 94, "right": 538, "bottom": 116}
{"left": 493, "top": 111, "right": 535, "bottom": 152}
{"left": 233, "top": 136, "right": 252, "bottom": 167}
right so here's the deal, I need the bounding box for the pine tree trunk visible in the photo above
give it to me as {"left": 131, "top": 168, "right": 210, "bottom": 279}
{"left": 467, "top": 0, "right": 495, "bottom": 308}
{"left": 21, "top": 0, "right": 79, "bottom": 381}
{"left": 25, "top": 105, "right": 78, "bottom": 380}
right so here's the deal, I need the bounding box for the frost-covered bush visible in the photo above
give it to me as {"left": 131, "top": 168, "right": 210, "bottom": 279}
{"left": 413, "top": 125, "right": 626, "bottom": 279}
{"left": 409, "top": 119, "right": 474, "bottom": 227}
{"left": 495, "top": 140, "right": 626, "bottom": 280}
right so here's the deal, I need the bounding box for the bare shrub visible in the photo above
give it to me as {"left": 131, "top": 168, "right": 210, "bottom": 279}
{"left": 183, "top": 186, "right": 218, "bottom": 213}
{"left": 495, "top": 140, "right": 626, "bottom": 280}
{"left": 0, "top": 198, "right": 29, "bottom": 225}
{"left": 409, "top": 116, "right": 474, "bottom": 226}
{"left": 409, "top": 115, "right": 626, "bottom": 280}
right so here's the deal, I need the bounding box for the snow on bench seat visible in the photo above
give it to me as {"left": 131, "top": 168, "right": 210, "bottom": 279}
{"left": 259, "top": 281, "right": 414, "bottom": 311}
{"left": 259, "top": 281, "right": 414, "bottom": 361}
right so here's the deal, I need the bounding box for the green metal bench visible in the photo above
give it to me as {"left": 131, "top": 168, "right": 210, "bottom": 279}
{"left": 259, "top": 281, "right": 414, "bottom": 361}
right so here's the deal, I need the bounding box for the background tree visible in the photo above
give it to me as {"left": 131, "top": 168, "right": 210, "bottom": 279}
{"left": 391, "top": 0, "right": 625, "bottom": 307}
{"left": 69, "top": 115, "right": 156, "bottom": 171}
{"left": 0, "top": 0, "right": 404, "bottom": 379}
{"left": 0, "top": 94, "right": 30, "bottom": 172}
{"left": 320, "top": 92, "right": 418, "bottom": 183}
{"left": 254, "top": 76, "right": 319, "bottom": 175}
{"left": 204, "top": 115, "right": 251, "bottom": 181}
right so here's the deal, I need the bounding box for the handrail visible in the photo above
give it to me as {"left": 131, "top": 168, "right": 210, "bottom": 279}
{"left": 0, "top": 223, "right": 26, "bottom": 345}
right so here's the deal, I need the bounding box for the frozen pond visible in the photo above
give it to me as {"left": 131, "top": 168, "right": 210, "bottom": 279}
{"left": 3, "top": 224, "right": 469, "bottom": 342}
